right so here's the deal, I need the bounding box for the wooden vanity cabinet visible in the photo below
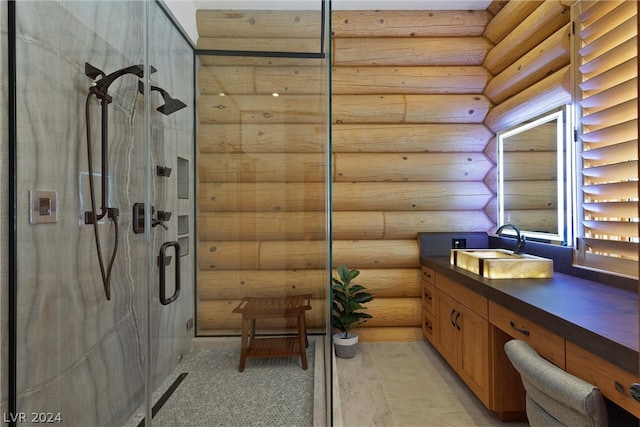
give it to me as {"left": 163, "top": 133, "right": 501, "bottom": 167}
{"left": 433, "top": 273, "right": 491, "bottom": 407}
{"left": 566, "top": 342, "right": 640, "bottom": 418}
{"left": 420, "top": 266, "right": 436, "bottom": 343}
{"left": 489, "top": 301, "right": 565, "bottom": 368}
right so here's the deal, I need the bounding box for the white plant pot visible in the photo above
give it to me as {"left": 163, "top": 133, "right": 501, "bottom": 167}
{"left": 333, "top": 333, "right": 359, "bottom": 358}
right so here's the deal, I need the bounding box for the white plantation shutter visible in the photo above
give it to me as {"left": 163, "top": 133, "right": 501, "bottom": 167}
{"left": 575, "top": 0, "right": 638, "bottom": 277}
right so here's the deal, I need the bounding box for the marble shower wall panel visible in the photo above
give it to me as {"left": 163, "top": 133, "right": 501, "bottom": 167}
{"left": 12, "top": 1, "right": 194, "bottom": 425}
{"left": 1, "top": 0, "right": 9, "bottom": 419}
{"left": 14, "top": 2, "right": 147, "bottom": 424}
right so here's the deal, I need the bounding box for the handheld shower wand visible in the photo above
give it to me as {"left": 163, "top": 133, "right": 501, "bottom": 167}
{"left": 84, "top": 62, "right": 154, "bottom": 300}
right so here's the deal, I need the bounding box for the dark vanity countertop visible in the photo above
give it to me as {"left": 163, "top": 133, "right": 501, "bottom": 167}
{"left": 421, "top": 256, "right": 639, "bottom": 376}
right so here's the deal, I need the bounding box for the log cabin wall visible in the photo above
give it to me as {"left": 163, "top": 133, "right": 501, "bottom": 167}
{"left": 482, "top": 0, "right": 573, "bottom": 225}
{"left": 195, "top": 10, "right": 330, "bottom": 335}
{"left": 194, "top": 1, "right": 573, "bottom": 341}
{"left": 330, "top": 9, "right": 496, "bottom": 342}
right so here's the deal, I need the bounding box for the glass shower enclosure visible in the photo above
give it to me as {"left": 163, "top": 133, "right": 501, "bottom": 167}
{"left": 2, "top": 0, "right": 331, "bottom": 425}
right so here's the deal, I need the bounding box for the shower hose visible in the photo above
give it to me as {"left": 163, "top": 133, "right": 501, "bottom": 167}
{"left": 85, "top": 93, "right": 118, "bottom": 301}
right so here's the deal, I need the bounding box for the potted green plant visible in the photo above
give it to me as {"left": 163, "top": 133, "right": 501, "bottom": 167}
{"left": 331, "top": 265, "right": 374, "bottom": 358}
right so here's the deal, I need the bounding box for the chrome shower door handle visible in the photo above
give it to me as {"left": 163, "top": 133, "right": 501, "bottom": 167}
{"left": 158, "top": 241, "right": 181, "bottom": 305}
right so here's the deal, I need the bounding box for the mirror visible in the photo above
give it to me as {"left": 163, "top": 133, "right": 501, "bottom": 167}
{"left": 497, "top": 107, "right": 571, "bottom": 244}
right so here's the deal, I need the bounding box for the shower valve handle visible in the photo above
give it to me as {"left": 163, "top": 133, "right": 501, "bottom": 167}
{"left": 152, "top": 219, "right": 169, "bottom": 230}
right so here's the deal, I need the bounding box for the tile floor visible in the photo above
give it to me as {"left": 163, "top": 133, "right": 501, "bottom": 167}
{"left": 333, "top": 341, "right": 529, "bottom": 427}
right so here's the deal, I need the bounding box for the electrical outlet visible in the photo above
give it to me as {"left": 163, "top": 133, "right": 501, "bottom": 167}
{"left": 452, "top": 238, "right": 467, "bottom": 249}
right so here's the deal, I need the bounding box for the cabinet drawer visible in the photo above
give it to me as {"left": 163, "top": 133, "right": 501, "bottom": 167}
{"left": 421, "top": 265, "right": 435, "bottom": 285}
{"left": 436, "top": 273, "right": 487, "bottom": 318}
{"left": 421, "top": 307, "right": 435, "bottom": 343}
{"left": 489, "top": 301, "right": 565, "bottom": 368}
{"left": 422, "top": 282, "right": 435, "bottom": 315}
{"left": 566, "top": 342, "right": 640, "bottom": 418}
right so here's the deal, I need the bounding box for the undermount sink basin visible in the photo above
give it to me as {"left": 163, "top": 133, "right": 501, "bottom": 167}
{"left": 450, "top": 249, "right": 553, "bottom": 279}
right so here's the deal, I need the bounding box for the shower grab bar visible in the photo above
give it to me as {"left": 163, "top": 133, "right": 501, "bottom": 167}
{"left": 158, "top": 241, "right": 180, "bottom": 305}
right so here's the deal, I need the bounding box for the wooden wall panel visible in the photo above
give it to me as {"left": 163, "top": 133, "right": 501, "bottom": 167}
{"left": 198, "top": 212, "right": 327, "bottom": 241}
{"left": 484, "top": 1, "right": 571, "bottom": 74}
{"left": 334, "top": 153, "right": 492, "bottom": 182}
{"left": 332, "top": 10, "right": 490, "bottom": 37}
{"left": 332, "top": 66, "right": 489, "bottom": 95}
{"left": 483, "top": 1, "right": 544, "bottom": 43}
{"left": 332, "top": 94, "right": 490, "bottom": 124}
{"left": 199, "top": 66, "right": 324, "bottom": 95}
{"left": 332, "top": 124, "right": 493, "bottom": 152}
{"left": 198, "top": 269, "right": 327, "bottom": 299}
{"left": 199, "top": 94, "right": 324, "bottom": 124}
{"left": 332, "top": 182, "right": 493, "bottom": 211}
{"left": 198, "top": 153, "right": 326, "bottom": 182}
{"left": 333, "top": 37, "right": 491, "bottom": 66}
{"left": 196, "top": 10, "right": 321, "bottom": 39}
{"left": 198, "top": 124, "right": 325, "bottom": 153}
{"left": 482, "top": 1, "right": 574, "bottom": 225}
{"left": 196, "top": 9, "right": 496, "bottom": 341}
{"left": 484, "top": 24, "right": 571, "bottom": 104}
{"left": 198, "top": 182, "right": 326, "bottom": 212}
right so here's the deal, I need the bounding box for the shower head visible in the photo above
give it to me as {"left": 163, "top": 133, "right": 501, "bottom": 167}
{"left": 86, "top": 62, "right": 157, "bottom": 99}
{"left": 138, "top": 81, "right": 187, "bottom": 115}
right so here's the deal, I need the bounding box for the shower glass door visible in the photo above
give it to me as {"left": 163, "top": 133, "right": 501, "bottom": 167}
{"left": 7, "top": 1, "right": 194, "bottom": 425}
{"left": 186, "top": 1, "right": 332, "bottom": 425}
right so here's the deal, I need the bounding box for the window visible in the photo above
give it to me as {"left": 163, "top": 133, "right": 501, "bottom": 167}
{"left": 573, "top": 0, "right": 638, "bottom": 278}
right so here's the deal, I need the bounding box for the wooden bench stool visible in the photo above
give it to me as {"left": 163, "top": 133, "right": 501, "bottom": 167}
{"left": 232, "top": 294, "right": 312, "bottom": 372}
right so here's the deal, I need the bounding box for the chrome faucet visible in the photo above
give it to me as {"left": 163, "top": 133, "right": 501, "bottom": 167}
{"left": 496, "top": 224, "right": 526, "bottom": 255}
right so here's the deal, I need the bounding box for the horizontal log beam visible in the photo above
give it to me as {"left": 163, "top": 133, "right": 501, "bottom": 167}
{"left": 483, "top": 1, "right": 544, "bottom": 44}
{"left": 332, "top": 182, "right": 493, "bottom": 211}
{"left": 484, "top": 1, "right": 571, "bottom": 75}
{"left": 198, "top": 153, "right": 326, "bottom": 182}
{"left": 333, "top": 211, "right": 385, "bottom": 240}
{"left": 198, "top": 212, "right": 327, "bottom": 241}
{"left": 196, "top": 210, "right": 495, "bottom": 242}
{"left": 499, "top": 210, "right": 560, "bottom": 234}
{"left": 198, "top": 124, "right": 325, "bottom": 153}
{"left": 484, "top": 66, "right": 572, "bottom": 133}
{"left": 333, "top": 94, "right": 490, "bottom": 124}
{"left": 383, "top": 211, "right": 493, "bottom": 237}
{"left": 334, "top": 152, "right": 492, "bottom": 182}
{"left": 503, "top": 181, "right": 558, "bottom": 210}
{"left": 485, "top": 24, "right": 571, "bottom": 104}
{"left": 332, "top": 10, "right": 490, "bottom": 37}
{"left": 197, "top": 37, "right": 321, "bottom": 54}
{"left": 199, "top": 94, "right": 324, "bottom": 124}
{"left": 198, "top": 182, "right": 325, "bottom": 212}
{"left": 332, "top": 239, "right": 420, "bottom": 268}
{"left": 332, "top": 66, "right": 489, "bottom": 94}
{"left": 198, "top": 269, "right": 327, "bottom": 300}
{"left": 333, "top": 37, "right": 491, "bottom": 66}
{"left": 198, "top": 240, "right": 327, "bottom": 270}
{"left": 332, "top": 124, "right": 492, "bottom": 153}
{"left": 199, "top": 65, "right": 325, "bottom": 95}
{"left": 197, "top": 10, "right": 322, "bottom": 39}
{"left": 503, "top": 152, "right": 558, "bottom": 181}
{"left": 199, "top": 55, "right": 321, "bottom": 67}
{"left": 355, "top": 298, "right": 421, "bottom": 327}
{"left": 197, "top": 268, "right": 420, "bottom": 300}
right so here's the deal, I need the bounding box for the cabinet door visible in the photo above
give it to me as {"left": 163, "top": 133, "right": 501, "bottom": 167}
{"left": 458, "top": 304, "right": 491, "bottom": 406}
{"left": 435, "top": 289, "right": 458, "bottom": 370}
